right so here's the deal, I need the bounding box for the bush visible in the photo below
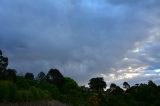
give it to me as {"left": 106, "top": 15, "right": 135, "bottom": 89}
{"left": 62, "top": 77, "right": 79, "bottom": 94}
{"left": 16, "top": 90, "right": 32, "bottom": 102}
{"left": 0, "top": 81, "right": 17, "bottom": 102}
{"left": 37, "top": 82, "right": 60, "bottom": 99}
{"left": 29, "top": 86, "right": 52, "bottom": 100}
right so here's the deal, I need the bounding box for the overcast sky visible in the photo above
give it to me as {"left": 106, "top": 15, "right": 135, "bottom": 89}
{"left": 0, "top": 0, "right": 160, "bottom": 86}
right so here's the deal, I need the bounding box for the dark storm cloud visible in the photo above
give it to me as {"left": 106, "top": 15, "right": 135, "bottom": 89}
{"left": 0, "top": 0, "right": 160, "bottom": 85}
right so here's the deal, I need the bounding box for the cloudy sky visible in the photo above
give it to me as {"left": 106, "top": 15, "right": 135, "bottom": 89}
{"left": 0, "top": 0, "right": 160, "bottom": 86}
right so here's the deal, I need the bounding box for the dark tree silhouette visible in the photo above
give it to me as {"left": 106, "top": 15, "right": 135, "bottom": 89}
{"left": 148, "top": 80, "right": 157, "bottom": 88}
{"left": 123, "top": 81, "right": 130, "bottom": 90}
{"left": 36, "top": 71, "right": 45, "bottom": 81}
{"left": 25, "top": 72, "right": 34, "bottom": 80}
{"left": 5, "top": 69, "right": 16, "bottom": 81}
{"left": 46, "top": 68, "right": 64, "bottom": 88}
{"left": 0, "top": 57, "right": 8, "bottom": 70}
{"left": 0, "top": 49, "right": 2, "bottom": 56}
{"left": 88, "top": 77, "right": 106, "bottom": 92}
{"left": 0, "top": 49, "right": 8, "bottom": 79}
{"left": 110, "top": 83, "right": 117, "bottom": 90}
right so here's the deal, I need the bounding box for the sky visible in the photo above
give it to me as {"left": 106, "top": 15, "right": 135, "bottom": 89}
{"left": 0, "top": 0, "right": 160, "bottom": 86}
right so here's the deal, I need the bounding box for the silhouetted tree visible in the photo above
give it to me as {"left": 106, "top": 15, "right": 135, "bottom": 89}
{"left": 25, "top": 72, "right": 34, "bottom": 80}
{"left": 123, "top": 81, "right": 130, "bottom": 90}
{"left": 108, "top": 83, "right": 123, "bottom": 95}
{"left": 36, "top": 71, "right": 45, "bottom": 81}
{"left": 135, "top": 83, "right": 139, "bottom": 87}
{"left": 0, "top": 56, "right": 8, "bottom": 70}
{"left": 0, "top": 49, "right": 2, "bottom": 56}
{"left": 88, "top": 77, "right": 106, "bottom": 92}
{"left": 0, "top": 49, "right": 8, "bottom": 79}
{"left": 114, "top": 86, "right": 123, "bottom": 94}
{"left": 5, "top": 69, "right": 16, "bottom": 81}
{"left": 46, "top": 68, "right": 64, "bottom": 88}
{"left": 110, "top": 83, "right": 117, "bottom": 90}
{"left": 148, "top": 80, "right": 157, "bottom": 88}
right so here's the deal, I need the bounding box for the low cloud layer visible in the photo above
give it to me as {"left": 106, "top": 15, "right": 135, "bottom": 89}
{"left": 0, "top": 0, "right": 160, "bottom": 85}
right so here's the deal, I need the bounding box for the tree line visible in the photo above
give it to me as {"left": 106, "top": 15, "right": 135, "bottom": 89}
{"left": 1, "top": 49, "right": 160, "bottom": 106}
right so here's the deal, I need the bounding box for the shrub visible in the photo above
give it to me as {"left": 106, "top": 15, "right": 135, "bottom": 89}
{"left": 0, "top": 81, "right": 17, "bottom": 102}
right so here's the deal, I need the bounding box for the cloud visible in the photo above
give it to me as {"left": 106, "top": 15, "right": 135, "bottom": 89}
{"left": 105, "top": 27, "right": 160, "bottom": 86}
{"left": 0, "top": 0, "right": 160, "bottom": 85}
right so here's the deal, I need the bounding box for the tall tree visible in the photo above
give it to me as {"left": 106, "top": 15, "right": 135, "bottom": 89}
{"left": 123, "top": 82, "right": 130, "bottom": 90}
{"left": 148, "top": 80, "right": 157, "bottom": 87}
{"left": 36, "top": 71, "right": 45, "bottom": 81}
{"left": 88, "top": 77, "right": 106, "bottom": 92}
{"left": 5, "top": 69, "right": 16, "bottom": 81}
{"left": 46, "top": 68, "right": 64, "bottom": 88}
{"left": 110, "top": 83, "right": 117, "bottom": 90}
{"left": 0, "top": 49, "right": 2, "bottom": 56}
{"left": 25, "top": 72, "right": 34, "bottom": 80}
{"left": 0, "top": 49, "right": 8, "bottom": 79}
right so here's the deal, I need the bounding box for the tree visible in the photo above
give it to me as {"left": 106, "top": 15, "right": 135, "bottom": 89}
{"left": 62, "top": 77, "right": 79, "bottom": 94}
{"left": 88, "top": 77, "right": 106, "bottom": 92}
{"left": 46, "top": 68, "right": 64, "bottom": 88}
{"left": 0, "top": 49, "right": 8, "bottom": 79}
{"left": 110, "top": 83, "right": 117, "bottom": 90}
{"left": 148, "top": 80, "right": 157, "bottom": 88}
{"left": 0, "top": 49, "right": 2, "bottom": 56}
{"left": 25, "top": 72, "right": 34, "bottom": 80}
{"left": 123, "top": 82, "right": 130, "bottom": 90}
{"left": 0, "top": 56, "right": 8, "bottom": 70}
{"left": 36, "top": 72, "right": 45, "bottom": 81}
{"left": 5, "top": 69, "right": 17, "bottom": 81}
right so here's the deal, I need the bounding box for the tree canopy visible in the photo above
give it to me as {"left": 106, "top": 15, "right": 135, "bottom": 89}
{"left": 25, "top": 72, "right": 34, "bottom": 80}
{"left": 36, "top": 71, "right": 45, "bottom": 81}
{"left": 123, "top": 81, "right": 130, "bottom": 90}
{"left": 46, "top": 69, "right": 64, "bottom": 88}
{"left": 88, "top": 77, "right": 106, "bottom": 92}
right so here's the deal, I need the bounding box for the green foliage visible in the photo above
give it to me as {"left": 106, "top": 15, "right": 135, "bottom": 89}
{"left": 61, "top": 77, "right": 79, "bottom": 94}
{"left": 15, "top": 76, "right": 37, "bottom": 89}
{"left": 29, "top": 86, "right": 52, "bottom": 101}
{"left": 0, "top": 81, "right": 17, "bottom": 101}
{"left": 16, "top": 90, "right": 32, "bottom": 102}
{"left": 29, "top": 86, "right": 41, "bottom": 100}
{"left": 37, "top": 81, "right": 60, "bottom": 99}
{"left": 88, "top": 95, "right": 101, "bottom": 106}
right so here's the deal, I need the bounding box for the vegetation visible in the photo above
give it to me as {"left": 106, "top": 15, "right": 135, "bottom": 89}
{"left": 1, "top": 49, "right": 160, "bottom": 106}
